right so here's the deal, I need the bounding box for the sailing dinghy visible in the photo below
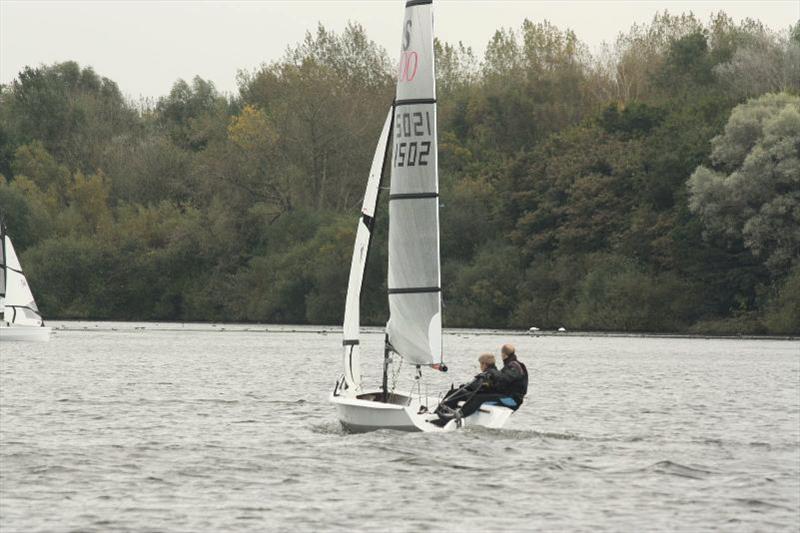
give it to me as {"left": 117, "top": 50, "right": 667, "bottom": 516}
{"left": 329, "top": 0, "right": 513, "bottom": 432}
{"left": 0, "top": 225, "right": 51, "bottom": 342}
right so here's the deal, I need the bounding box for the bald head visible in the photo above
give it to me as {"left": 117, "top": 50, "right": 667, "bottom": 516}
{"left": 501, "top": 344, "right": 515, "bottom": 360}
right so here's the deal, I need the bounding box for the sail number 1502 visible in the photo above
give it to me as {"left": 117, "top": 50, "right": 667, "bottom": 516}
{"left": 394, "top": 110, "right": 432, "bottom": 168}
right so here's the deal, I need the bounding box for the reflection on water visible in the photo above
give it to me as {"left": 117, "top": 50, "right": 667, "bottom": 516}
{"left": 1, "top": 323, "right": 798, "bottom": 531}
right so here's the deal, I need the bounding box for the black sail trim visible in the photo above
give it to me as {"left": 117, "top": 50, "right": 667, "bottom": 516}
{"left": 395, "top": 98, "right": 436, "bottom": 107}
{"left": 388, "top": 287, "right": 441, "bottom": 295}
{"left": 406, "top": 0, "right": 432, "bottom": 7}
{"left": 343, "top": 339, "right": 360, "bottom": 346}
{"left": 6, "top": 266, "right": 23, "bottom": 275}
{"left": 388, "top": 193, "right": 439, "bottom": 201}
{"left": 348, "top": 346, "right": 354, "bottom": 384}
{"left": 7, "top": 304, "right": 40, "bottom": 314}
{"left": 361, "top": 213, "right": 375, "bottom": 231}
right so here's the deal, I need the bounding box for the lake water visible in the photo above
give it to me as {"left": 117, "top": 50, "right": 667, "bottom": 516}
{"left": 1, "top": 322, "right": 798, "bottom": 531}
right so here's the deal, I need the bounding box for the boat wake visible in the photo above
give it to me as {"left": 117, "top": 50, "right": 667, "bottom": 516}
{"left": 637, "top": 460, "right": 716, "bottom": 479}
{"left": 310, "top": 422, "right": 348, "bottom": 435}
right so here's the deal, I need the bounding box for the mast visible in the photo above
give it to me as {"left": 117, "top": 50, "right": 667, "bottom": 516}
{"left": 382, "top": 334, "right": 391, "bottom": 402}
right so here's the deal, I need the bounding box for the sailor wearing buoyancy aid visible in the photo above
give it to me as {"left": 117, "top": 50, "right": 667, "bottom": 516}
{"left": 495, "top": 343, "right": 528, "bottom": 408}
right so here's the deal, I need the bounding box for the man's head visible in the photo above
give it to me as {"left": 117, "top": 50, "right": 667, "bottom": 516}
{"left": 501, "top": 344, "right": 515, "bottom": 361}
{"left": 478, "top": 353, "right": 496, "bottom": 372}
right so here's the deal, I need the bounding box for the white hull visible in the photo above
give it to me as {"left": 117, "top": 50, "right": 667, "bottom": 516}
{"left": 0, "top": 326, "right": 52, "bottom": 342}
{"left": 330, "top": 388, "right": 513, "bottom": 433}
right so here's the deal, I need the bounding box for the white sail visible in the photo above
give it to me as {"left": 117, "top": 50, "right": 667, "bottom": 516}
{"left": 2, "top": 235, "right": 43, "bottom": 327}
{"left": 342, "top": 109, "right": 394, "bottom": 390}
{"left": 0, "top": 235, "right": 4, "bottom": 313}
{"left": 386, "top": 0, "right": 442, "bottom": 366}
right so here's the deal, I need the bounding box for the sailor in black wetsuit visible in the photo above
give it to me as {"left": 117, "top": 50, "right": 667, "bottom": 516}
{"left": 495, "top": 343, "right": 528, "bottom": 410}
{"left": 435, "top": 353, "right": 500, "bottom": 422}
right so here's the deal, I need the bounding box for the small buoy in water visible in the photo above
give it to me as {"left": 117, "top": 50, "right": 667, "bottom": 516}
{"left": 529, "top": 326, "right": 540, "bottom": 332}
{"left": 558, "top": 326, "right": 566, "bottom": 332}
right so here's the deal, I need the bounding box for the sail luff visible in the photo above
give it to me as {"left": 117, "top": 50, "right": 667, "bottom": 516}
{"left": 386, "top": 0, "right": 443, "bottom": 366}
{"left": 341, "top": 109, "right": 394, "bottom": 390}
{"left": 0, "top": 227, "right": 6, "bottom": 299}
{"left": 0, "top": 228, "right": 6, "bottom": 315}
{"left": 3, "top": 236, "right": 43, "bottom": 327}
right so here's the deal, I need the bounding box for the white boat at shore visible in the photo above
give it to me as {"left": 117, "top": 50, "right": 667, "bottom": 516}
{"left": 0, "top": 226, "right": 51, "bottom": 342}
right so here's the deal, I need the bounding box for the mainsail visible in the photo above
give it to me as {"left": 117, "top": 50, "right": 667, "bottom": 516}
{"left": 342, "top": 110, "right": 394, "bottom": 389}
{"left": 1, "top": 235, "right": 44, "bottom": 327}
{"left": 386, "top": 0, "right": 442, "bottom": 366}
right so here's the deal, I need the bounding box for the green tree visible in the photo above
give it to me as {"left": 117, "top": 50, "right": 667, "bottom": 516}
{"left": 156, "top": 76, "right": 231, "bottom": 151}
{"left": 764, "top": 264, "right": 800, "bottom": 334}
{"left": 3, "top": 61, "right": 136, "bottom": 170}
{"left": 688, "top": 92, "right": 800, "bottom": 273}
{"left": 571, "top": 254, "right": 701, "bottom": 332}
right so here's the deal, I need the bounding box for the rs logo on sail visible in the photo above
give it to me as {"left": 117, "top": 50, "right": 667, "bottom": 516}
{"left": 403, "top": 20, "right": 412, "bottom": 50}
{"left": 398, "top": 19, "right": 417, "bottom": 82}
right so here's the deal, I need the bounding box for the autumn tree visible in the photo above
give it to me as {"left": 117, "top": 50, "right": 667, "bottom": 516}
{"left": 238, "top": 23, "right": 392, "bottom": 211}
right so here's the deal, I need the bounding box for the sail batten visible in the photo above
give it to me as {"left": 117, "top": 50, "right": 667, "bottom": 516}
{"left": 386, "top": 0, "right": 442, "bottom": 366}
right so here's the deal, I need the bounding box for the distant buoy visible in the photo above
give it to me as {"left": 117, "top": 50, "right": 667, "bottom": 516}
{"left": 528, "top": 326, "right": 540, "bottom": 332}
{"left": 558, "top": 327, "right": 566, "bottom": 332}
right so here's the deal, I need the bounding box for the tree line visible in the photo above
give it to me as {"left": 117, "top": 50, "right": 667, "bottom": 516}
{"left": 1, "top": 13, "right": 798, "bottom": 334}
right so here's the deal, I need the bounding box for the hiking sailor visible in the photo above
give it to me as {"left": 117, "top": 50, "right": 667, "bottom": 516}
{"left": 435, "top": 346, "right": 528, "bottom": 424}
{"left": 495, "top": 343, "right": 528, "bottom": 410}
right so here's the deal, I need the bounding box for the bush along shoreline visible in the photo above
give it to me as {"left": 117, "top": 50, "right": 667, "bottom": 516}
{"left": 1, "top": 15, "right": 798, "bottom": 335}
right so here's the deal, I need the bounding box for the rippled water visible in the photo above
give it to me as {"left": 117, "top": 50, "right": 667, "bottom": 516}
{"left": 1, "top": 322, "right": 798, "bottom": 531}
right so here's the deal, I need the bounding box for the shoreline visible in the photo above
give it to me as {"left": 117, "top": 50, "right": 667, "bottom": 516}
{"left": 45, "top": 320, "right": 798, "bottom": 342}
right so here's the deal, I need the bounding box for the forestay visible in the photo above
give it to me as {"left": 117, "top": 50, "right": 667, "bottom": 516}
{"left": 2, "top": 236, "right": 44, "bottom": 327}
{"left": 342, "top": 110, "right": 394, "bottom": 390}
{"left": 386, "top": 0, "right": 442, "bottom": 366}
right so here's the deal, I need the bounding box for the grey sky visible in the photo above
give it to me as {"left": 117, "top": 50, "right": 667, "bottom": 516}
{"left": 2, "top": 0, "right": 797, "bottom": 100}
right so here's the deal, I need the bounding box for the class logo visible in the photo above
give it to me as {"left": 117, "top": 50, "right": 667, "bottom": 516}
{"left": 399, "top": 19, "right": 417, "bottom": 82}
{"left": 403, "top": 20, "right": 412, "bottom": 51}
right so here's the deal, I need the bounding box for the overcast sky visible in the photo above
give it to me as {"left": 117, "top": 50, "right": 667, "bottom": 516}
{"left": 2, "top": 0, "right": 797, "bottom": 100}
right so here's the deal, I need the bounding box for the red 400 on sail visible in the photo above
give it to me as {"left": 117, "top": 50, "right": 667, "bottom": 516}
{"left": 397, "top": 51, "right": 419, "bottom": 82}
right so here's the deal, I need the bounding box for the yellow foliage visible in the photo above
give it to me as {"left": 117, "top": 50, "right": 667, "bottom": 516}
{"left": 9, "top": 175, "right": 61, "bottom": 216}
{"left": 227, "top": 105, "right": 277, "bottom": 152}
{"left": 67, "top": 171, "right": 112, "bottom": 234}
{"left": 12, "top": 141, "right": 71, "bottom": 200}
